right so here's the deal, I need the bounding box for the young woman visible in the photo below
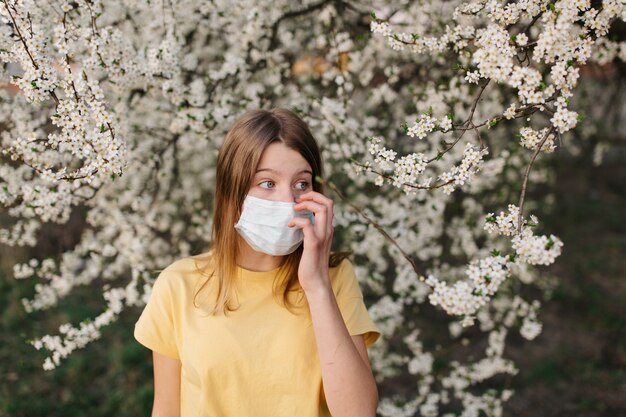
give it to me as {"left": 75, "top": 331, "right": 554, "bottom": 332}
{"left": 134, "top": 107, "right": 381, "bottom": 417}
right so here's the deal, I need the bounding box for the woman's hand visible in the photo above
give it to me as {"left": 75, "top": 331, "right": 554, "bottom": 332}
{"left": 287, "top": 191, "right": 334, "bottom": 294}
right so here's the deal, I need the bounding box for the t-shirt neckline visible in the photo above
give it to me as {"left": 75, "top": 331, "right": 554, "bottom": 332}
{"left": 236, "top": 264, "right": 282, "bottom": 281}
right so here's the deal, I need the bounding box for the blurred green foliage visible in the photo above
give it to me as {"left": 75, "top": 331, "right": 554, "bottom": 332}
{"left": 0, "top": 270, "right": 154, "bottom": 416}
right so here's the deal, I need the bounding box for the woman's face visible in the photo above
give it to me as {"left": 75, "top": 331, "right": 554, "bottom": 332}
{"left": 248, "top": 142, "right": 313, "bottom": 203}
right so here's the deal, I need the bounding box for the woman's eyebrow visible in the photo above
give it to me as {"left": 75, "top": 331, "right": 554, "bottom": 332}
{"left": 255, "top": 168, "right": 313, "bottom": 175}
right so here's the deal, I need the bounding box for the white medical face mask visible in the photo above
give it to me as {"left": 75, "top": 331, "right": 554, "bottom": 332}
{"left": 234, "top": 195, "right": 315, "bottom": 256}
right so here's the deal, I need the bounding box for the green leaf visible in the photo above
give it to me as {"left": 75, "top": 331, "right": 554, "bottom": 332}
{"left": 490, "top": 249, "right": 500, "bottom": 257}
{"left": 435, "top": 151, "right": 444, "bottom": 161}
{"left": 546, "top": 237, "right": 555, "bottom": 249}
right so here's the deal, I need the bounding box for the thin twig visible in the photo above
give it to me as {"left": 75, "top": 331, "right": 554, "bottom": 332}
{"left": 318, "top": 176, "right": 423, "bottom": 275}
{"left": 3, "top": 1, "right": 60, "bottom": 105}
{"left": 425, "top": 79, "right": 490, "bottom": 164}
{"left": 516, "top": 126, "right": 555, "bottom": 234}
{"left": 350, "top": 160, "right": 456, "bottom": 191}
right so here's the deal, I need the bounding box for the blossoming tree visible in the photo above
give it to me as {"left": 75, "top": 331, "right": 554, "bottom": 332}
{"left": 1, "top": 0, "right": 623, "bottom": 415}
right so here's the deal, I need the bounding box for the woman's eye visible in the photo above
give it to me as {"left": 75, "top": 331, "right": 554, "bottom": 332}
{"left": 295, "top": 181, "right": 310, "bottom": 190}
{"left": 259, "top": 180, "right": 275, "bottom": 189}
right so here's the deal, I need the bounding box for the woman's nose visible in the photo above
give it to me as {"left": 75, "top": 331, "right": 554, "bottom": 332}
{"left": 277, "top": 187, "right": 298, "bottom": 203}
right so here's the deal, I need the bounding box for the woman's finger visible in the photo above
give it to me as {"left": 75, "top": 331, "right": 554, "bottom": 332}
{"left": 296, "top": 192, "right": 334, "bottom": 235}
{"left": 288, "top": 216, "right": 316, "bottom": 240}
{"left": 294, "top": 200, "right": 328, "bottom": 236}
{"left": 297, "top": 191, "right": 333, "bottom": 207}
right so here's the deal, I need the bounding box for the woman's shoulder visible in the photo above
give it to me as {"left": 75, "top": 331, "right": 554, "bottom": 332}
{"left": 152, "top": 250, "right": 213, "bottom": 289}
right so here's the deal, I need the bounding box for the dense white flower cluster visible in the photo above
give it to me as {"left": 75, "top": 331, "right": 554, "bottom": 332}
{"left": 425, "top": 253, "right": 512, "bottom": 320}
{"left": 437, "top": 328, "right": 518, "bottom": 417}
{"left": 512, "top": 227, "right": 564, "bottom": 266}
{"left": 372, "top": 0, "right": 623, "bottom": 141}
{"left": 407, "top": 114, "right": 438, "bottom": 139}
{"left": 484, "top": 204, "right": 563, "bottom": 264}
{"left": 368, "top": 136, "right": 397, "bottom": 171}
{"left": 484, "top": 204, "right": 523, "bottom": 236}
{"left": 437, "top": 143, "right": 489, "bottom": 195}
{"left": 439, "top": 115, "right": 453, "bottom": 132}
{"left": 473, "top": 24, "right": 515, "bottom": 83}
{"left": 464, "top": 70, "right": 481, "bottom": 84}
{"left": 404, "top": 330, "right": 434, "bottom": 376}
{"left": 0, "top": 3, "right": 127, "bottom": 185}
{"left": 519, "top": 127, "right": 556, "bottom": 153}
{"left": 1, "top": 0, "right": 622, "bottom": 414}
{"left": 551, "top": 96, "right": 580, "bottom": 133}
{"left": 367, "top": 136, "right": 430, "bottom": 191}
{"left": 520, "top": 317, "right": 543, "bottom": 340}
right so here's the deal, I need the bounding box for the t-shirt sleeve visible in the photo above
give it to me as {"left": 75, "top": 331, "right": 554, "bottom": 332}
{"left": 334, "top": 258, "right": 381, "bottom": 348}
{"left": 133, "top": 268, "right": 181, "bottom": 360}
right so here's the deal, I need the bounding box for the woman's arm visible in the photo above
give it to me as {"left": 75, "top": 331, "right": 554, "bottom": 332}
{"left": 151, "top": 351, "right": 182, "bottom": 417}
{"left": 290, "top": 191, "right": 378, "bottom": 417}
{"left": 306, "top": 286, "right": 379, "bottom": 417}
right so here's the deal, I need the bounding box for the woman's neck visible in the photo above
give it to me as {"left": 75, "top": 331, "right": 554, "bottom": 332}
{"left": 236, "top": 242, "right": 284, "bottom": 272}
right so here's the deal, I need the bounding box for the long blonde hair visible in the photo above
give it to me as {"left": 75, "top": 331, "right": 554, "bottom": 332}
{"left": 192, "top": 107, "right": 349, "bottom": 316}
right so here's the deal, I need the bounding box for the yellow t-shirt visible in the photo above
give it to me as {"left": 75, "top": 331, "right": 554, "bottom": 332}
{"left": 133, "top": 253, "right": 381, "bottom": 417}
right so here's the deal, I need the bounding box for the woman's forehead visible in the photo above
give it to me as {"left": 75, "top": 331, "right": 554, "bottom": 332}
{"left": 255, "top": 143, "right": 313, "bottom": 174}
